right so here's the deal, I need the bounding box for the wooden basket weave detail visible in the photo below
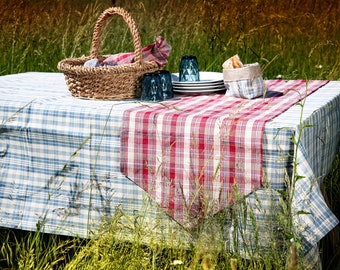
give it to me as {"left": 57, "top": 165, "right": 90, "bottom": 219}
{"left": 57, "top": 7, "right": 160, "bottom": 100}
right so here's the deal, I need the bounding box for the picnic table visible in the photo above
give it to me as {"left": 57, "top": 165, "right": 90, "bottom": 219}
{"left": 0, "top": 72, "right": 339, "bottom": 269}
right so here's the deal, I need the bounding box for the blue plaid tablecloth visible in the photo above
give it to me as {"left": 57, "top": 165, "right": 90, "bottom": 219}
{"left": 0, "top": 72, "right": 339, "bottom": 269}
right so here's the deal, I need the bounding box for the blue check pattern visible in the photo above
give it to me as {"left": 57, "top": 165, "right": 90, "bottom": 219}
{"left": 0, "top": 73, "right": 338, "bottom": 269}
{"left": 225, "top": 76, "right": 265, "bottom": 99}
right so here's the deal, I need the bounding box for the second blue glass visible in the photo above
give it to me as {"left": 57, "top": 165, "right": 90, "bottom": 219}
{"left": 179, "top": 55, "right": 200, "bottom": 82}
{"left": 157, "top": 70, "right": 173, "bottom": 99}
{"left": 140, "top": 73, "right": 164, "bottom": 102}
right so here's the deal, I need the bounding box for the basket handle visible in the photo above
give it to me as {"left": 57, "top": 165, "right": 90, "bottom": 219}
{"left": 90, "top": 7, "right": 143, "bottom": 65}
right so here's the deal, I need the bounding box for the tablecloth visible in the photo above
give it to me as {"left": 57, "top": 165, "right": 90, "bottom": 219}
{"left": 0, "top": 72, "right": 339, "bottom": 269}
{"left": 120, "top": 80, "right": 328, "bottom": 228}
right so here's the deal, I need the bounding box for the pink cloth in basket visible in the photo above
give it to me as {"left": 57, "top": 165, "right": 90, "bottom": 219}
{"left": 84, "top": 36, "right": 171, "bottom": 67}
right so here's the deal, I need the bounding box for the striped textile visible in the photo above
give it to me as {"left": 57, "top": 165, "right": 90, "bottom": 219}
{"left": 0, "top": 73, "right": 338, "bottom": 269}
{"left": 120, "top": 80, "right": 328, "bottom": 227}
{"left": 84, "top": 36, "right": 171, "bottom": 67}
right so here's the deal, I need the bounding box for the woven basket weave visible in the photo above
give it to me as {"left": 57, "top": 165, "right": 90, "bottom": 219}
{"left": 57, "top": 7, "right": 160, "bottom": 100}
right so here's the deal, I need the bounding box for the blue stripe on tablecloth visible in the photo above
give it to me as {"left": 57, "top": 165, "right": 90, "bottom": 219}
{"left": 0, "top": 73, "right": 339, "bottom": 269}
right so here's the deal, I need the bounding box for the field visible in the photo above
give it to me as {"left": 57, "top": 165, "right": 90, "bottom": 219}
{"left": 0, "top": 0, "right": 339, "bottom": 269}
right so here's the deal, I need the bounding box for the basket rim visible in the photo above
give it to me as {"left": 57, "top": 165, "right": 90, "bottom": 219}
{"left": 58, "top": 56, "right": 159, "bottom": 75}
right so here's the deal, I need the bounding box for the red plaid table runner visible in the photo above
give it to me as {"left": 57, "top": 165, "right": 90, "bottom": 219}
{"left": 120, "top": 80, "right": 328, "bottom": 227}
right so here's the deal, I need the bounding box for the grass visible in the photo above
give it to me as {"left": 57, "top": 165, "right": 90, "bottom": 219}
{"left": 0, "top": 0, "right": 339, "bottom": 269}
{"left": 1, "top": 0, "right": 339, "bottom": 79}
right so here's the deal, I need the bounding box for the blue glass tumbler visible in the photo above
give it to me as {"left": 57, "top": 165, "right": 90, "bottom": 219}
{"left": 140, "top": 73, "right": 164, "bottom": 102}
{"left": 157, "top": 70, "right": 173, "bottom": 99}
{"left": 179, "top": 55, "right": 200, "bottom": 82}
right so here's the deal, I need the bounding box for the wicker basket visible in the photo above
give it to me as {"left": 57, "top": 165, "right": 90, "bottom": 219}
{"left": 57, "top": 7, "right": 160, "bottom": 100}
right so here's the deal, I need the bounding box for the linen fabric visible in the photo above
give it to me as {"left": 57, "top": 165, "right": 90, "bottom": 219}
{"left": 84, "top": 36, "right": 171, "bottom": 67}
{"left": 0, "top": 73, "right": 338, "bottom": 270}
{"left": 120, "top": 80, "right": 329, "bottom": 227}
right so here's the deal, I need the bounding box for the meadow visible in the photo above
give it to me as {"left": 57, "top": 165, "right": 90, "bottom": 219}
{"left": 0, "top": 0, "right": 339, "bottom": 269}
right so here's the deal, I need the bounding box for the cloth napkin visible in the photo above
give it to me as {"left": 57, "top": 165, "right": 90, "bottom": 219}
{"left": 84, "top": 36, "right": 171, "bottom": 67}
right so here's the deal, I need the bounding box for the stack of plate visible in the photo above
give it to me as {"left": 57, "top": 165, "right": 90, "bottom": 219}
{"left": 171, "top": 72, "right": 226, "bottom": 95}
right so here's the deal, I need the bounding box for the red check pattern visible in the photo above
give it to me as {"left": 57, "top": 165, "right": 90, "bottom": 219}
{"left": 102, "top": 36, "right": 171, "bottom": 67}
{"left": 120, "top": 80, "right": 328, "bottom": 227}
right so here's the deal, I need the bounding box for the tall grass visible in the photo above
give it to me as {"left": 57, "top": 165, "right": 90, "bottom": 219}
{"left": 0, "top": 0, "right": 339, "bottom": 269}
{"left": 0, "top": 0, "right": 339, "bottom": 79}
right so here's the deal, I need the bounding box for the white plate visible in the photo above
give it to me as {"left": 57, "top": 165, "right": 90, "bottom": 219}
{"left": 173, "top": 84, "right": 225, "bottom": 90}
{"left": 173, "top": 88, "right": 226, "bottom": 95}
{"left": 172, "top": 72, "right": 223, "bottom": 86}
